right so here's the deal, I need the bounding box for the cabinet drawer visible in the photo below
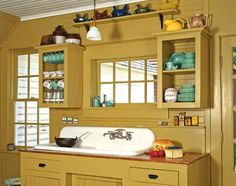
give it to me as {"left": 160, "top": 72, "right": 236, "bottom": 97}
{"left": 26, "top": 158, "right": 60, "bottom": 173}
{"left": 130, "top": 167, "right": 178, "bottom": 185}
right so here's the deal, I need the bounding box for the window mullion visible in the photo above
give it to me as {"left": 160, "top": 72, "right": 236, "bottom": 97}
{"left": 128, "top": 61, "right": 131, "bottom": 103}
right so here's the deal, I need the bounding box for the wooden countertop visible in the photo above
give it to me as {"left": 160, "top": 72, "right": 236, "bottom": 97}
{"left": 20, "top": 148, "right": 208, "bottom": 165}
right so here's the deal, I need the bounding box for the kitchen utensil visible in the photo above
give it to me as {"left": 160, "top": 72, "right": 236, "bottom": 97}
{"left": 55, "top": 137, "right": 78, "bottom": 147}
{"left": 55, "top": 132, "right": 89, "bottom": 147}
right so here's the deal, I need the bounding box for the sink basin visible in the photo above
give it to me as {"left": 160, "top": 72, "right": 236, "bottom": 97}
{"left": 34, "top": 126, "right": 155, "bottom": 156}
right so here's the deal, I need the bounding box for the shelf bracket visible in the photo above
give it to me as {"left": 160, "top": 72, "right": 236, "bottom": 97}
{"left": 84, "top": 24, "right": 90, "bottom": 32}
{"left": 158, "top": 11, "right": 174, "bottom": 29}
{"left": 158, "top": 13, "right": 164, "bottom": 29}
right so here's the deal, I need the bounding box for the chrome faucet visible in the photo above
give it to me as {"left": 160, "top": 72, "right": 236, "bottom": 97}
{"left": 103, "top": 129, "right": 133, "bottom": 141}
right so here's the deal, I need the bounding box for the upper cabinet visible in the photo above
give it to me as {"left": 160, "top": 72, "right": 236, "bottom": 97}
{"left": 154, "top": 28, "right": 210, "bottom": 108}
{"left": 36, "top": 43, "right": 84, "bottom": 108}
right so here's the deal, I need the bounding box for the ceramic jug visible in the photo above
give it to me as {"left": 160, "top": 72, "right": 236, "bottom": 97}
{"left": 188, "top": 14, "right": 208, "bottom": 28}
{"left": 164, "top": 19, "right": 186, "bottom": 31}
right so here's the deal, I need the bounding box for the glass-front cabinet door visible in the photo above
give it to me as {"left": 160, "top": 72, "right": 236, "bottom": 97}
{"left": 222, "top": 35, "right": 236, "bottom": 186}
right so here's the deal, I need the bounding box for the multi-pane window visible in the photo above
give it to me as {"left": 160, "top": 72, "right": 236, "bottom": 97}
{"left": 14, "top": 51, "right": 50, "bottom": 147}
{"left": 98, "top": 58, "right": 157, "bottom": 104}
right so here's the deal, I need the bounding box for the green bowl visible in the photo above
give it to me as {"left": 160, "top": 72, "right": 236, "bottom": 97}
{"left": 179, "top": 88, "right": 195, "bottom": 94}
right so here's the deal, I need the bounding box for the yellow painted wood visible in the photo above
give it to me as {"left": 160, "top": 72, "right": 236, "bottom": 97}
{"left": 21, "top": 151, "right": 209, "bottom": 186}
{"left": 221, "top": 35, "right": 236, "bottom": 185}
{"left": 72, "top": 175, "right": 122, "bottom": 186}
{"left": 155, "top": 28, "right": 210, "bottom": 108}
{"left": 0, "top": 151, "right": 20, "bottom": 186}
{"left": 130, "top": 167, "right": 178, "bottom": 185}
{"left": 36, "top": 43, "right": 84, "bottom": 108}
{"left": 26, "top": 175, "right": 60, "bottom": 186}
{"left": 0, "top": 11, "right": 19, "bottom": 45}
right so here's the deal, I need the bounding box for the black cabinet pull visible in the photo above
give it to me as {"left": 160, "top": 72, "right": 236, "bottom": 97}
{"left": 38, "top": 163, "right": 46, "bottom": 168}
{"left": 148, "top": 174, "right": 158, "bottom": 179}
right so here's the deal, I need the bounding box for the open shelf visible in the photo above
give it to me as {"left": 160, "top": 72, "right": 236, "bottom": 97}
{"left": 162, "top": 68, "right": 195, "bottom": 75}
{"left": 73, "top": 9, "right": 179, "bottom": 28}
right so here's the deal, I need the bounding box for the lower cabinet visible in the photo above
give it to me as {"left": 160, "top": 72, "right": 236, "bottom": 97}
{"left": 21, "top": 151, "right": 209, "bottom": 186}
{"left": 26, "top": 175, "right": 60, "bottom": 186}
{"left": 129, "top": 167, "right": 178, "bottom": 186}
{"left": 72, "top": 174, "right": 122, "bottom": 186}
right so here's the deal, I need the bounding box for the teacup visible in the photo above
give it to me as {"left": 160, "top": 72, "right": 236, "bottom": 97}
{"left": 50, "top": 80, "right": 58, "bottom": 90}
{"left": 56, "top": 71, "right": 64, "bottom": 77}
{"left": 43, "top": 71, "right": 50, "bottom": 77}
{"left": 164, "top": 62, "right": 178, "bottom": 70}
{"left": 43, "top": 80, "right": 52, "bottom": 89}
{"left": 49, "top": 71, "right": 57, "bottom": 77}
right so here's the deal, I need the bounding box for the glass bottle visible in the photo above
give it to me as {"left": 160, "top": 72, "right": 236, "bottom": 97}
{"left": 101, "top": 94, "right": 107, "bottom": 107}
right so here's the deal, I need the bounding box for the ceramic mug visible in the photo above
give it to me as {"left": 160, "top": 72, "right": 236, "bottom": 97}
{"left": 164, "top": 62, "right": 178, "bottom": 70}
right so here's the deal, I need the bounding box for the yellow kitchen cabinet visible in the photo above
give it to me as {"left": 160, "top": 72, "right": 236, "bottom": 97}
{"left": 36, "top": 43, "right": 84, "bottom": 108}
{"left": 21, "top": 152, "right": 64, "bottom": 186}
{"left": 129, "top": 167, "right": 178, "bottom": 186}
{"left": 25, "top": 175, "right": 60, "bottom": 186}
{"left": 72, "top": 174, "right": 122, "bottom": 186}
{"left": 20, "top": 150, "right": 209, "bottom": 186}
{"left": 154, "top": 28, "right": 210, "bottom": 108}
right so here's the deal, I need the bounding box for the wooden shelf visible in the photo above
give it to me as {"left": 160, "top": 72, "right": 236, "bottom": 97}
{"left": 161, "top": 102, "right": 197, "bottom": 108}
{"left": 162, "top": 68, "right": 195, "bottom": 75}
{"left": 73, "top": 9, "right": 178, "bottom": 28}
{"left": 42, "top": 77, "right": 64, "bottom": 80}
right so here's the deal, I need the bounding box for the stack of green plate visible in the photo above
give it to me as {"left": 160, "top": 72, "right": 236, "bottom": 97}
{"left": 177, "top": 84, "right": 195, "bottom": 102}
{"left": 181, "top": 52, "right": 195, "bottom": 69}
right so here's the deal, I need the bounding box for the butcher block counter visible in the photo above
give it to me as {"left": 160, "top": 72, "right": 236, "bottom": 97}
{"left": 20, "top": 149, "right": 210, "bottom": 186}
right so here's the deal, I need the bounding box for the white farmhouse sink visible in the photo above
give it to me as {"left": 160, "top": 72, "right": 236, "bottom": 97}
{"left": 34, "top": 126, "right": 155, "bottom": 156}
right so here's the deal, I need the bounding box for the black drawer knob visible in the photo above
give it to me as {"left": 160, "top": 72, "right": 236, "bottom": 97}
{"left": 148, "top": 174, "right": 158, "bottom": 179}
{"left": 38, "top": 163, "right": 46, "bottom": 168}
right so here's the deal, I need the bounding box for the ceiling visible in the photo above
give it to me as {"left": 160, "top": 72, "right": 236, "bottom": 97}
{"left": 0, "top": 0, "right": 145, "bottom": 21}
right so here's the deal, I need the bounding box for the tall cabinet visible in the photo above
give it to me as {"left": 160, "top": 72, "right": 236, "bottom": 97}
{"left": 154, "top": 28, "right": 210, "bottom": 108}
{"left": 36, "top": 43, "right": 84, "bottom": 108}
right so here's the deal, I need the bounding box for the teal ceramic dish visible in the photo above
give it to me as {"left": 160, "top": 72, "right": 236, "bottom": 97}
{"left": 185, "top": 52, "right": 195, "bottom": 59}
{"left": 181, "top": 63, "right": 195, "bottom": 69}
{"left": 179, "top": 88, "right": 195, "bottom": 94}
{"left": 168, "top": 52, "right": 185, "bottom": 68}
{"left": 182, "top": 84, "right": 195, "bottom": 89}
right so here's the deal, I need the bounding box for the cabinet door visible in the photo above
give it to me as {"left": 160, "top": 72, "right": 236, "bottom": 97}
{"left": 72, "top": 174, "right": 122, "bottom": 186}
{"left": 26, "top": 175, "right": 60, "bottom": 186}
{"left": 221, "top": 35, "right": 236, "bottom": 186}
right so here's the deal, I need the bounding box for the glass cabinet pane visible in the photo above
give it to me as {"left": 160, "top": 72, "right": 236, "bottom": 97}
{"left": 27, "top": 125, "right": 37, "bottom": 146}
{"left": 29, "top": 77, "right": 39, "bottom": 98}
{"left": 39, "top": 125, "right": 49, "bottom": 144}
{"left": 131, "top": 60, "right": 145, "bottom": 81}
{"left": 116, "top": 83, "right": 128, "bottom": 103}
{"left": 27, "top": 101, "right": 37, "bottom": 123}
{"left": 115, "top": 61, "right": 128, "bottom": 81}
{"left": 147, "top": 59, "right": 157, "bottom": 80}
{"left": 131, "top": 82, "right": 144, "bottom": 103}
{"left": 17, "top": 78, "right": 28, "bottom": 98}
{"left": 18, "top": 55, "right": 28, "bottom": 76}
{"left": 30, "top": 53, "right": 39, "bottom": 75}
{"left": 14, "top": 124, "right": 25, "bottom": 146}
{"left": 15, "top": 102, "right": 25, "bottom": 123}
{"left": 100, "top": 63, "right": 113, "bottom": 82}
